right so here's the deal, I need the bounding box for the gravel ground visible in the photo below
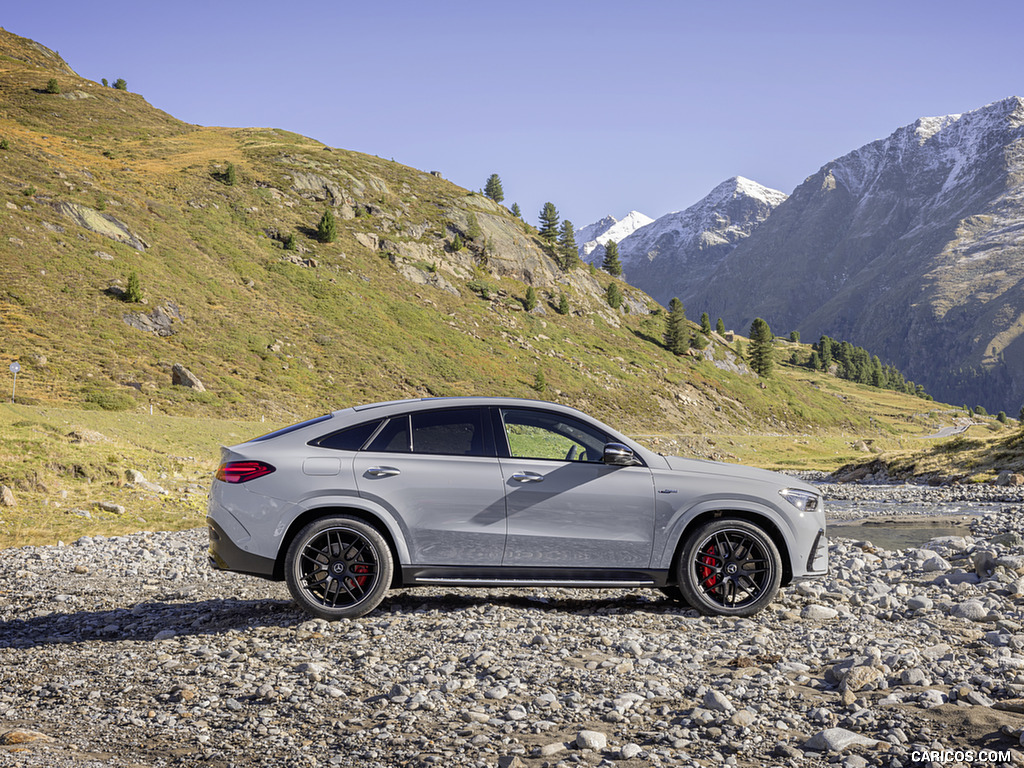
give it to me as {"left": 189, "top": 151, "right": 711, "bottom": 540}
{"left": 3, "top": 487, "right": 1024, "bottom": 767}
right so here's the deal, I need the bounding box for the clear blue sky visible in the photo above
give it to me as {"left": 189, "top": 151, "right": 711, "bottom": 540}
{"left": 4, "top": 1, "right": 1023, "bottom": 228}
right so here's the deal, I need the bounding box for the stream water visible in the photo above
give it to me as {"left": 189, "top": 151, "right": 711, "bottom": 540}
{"left": 825, "top": 499, "right": 1003, "bottom": 551}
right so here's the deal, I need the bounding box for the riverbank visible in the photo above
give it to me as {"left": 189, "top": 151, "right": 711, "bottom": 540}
{"left": 1, "top": 496, "right": 1024, "bottom": 767}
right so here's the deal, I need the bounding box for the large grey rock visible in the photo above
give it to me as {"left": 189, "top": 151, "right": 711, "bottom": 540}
{"left": 951, "top": 600, "right": 990, "bottom": 621}
{"left": 575, "top": 730, "right": 607, "bottom": 750}
{"left": 171, "top": 363, "right": 205, "bottom": 391}
{"left": 802, "top": 604, "right": 839, "bottom": 620}
{"left": 803, "top": 728, "right": 879, "bottom": 752}
{"left": 702, "top": 689, "right": 733, "bottom": 712}
{"left": 123, "top": 303, "right": 183, "bottom": 337}
{"left": 0, "top": 485, "right": 16, "bottom": 507}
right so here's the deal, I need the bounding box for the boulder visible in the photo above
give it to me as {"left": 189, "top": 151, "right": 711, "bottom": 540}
{"left": 575, "top": 730, "right": 607, "bottom": 750}
{"left": 803, "top": 727, "right": 879, "bottom": 752}
{"left": 0, "top": 485, "right": 16, "bottom": 507}
{"left": 171, "top": 363, "right": 205, "bottom": 391}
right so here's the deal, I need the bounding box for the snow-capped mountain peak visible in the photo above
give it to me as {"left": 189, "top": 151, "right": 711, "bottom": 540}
{"left": 576, "top": 210, "right": 654, "bottom": 259}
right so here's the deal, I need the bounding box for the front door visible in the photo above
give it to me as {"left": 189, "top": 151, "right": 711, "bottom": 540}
{"left": 497, "top": 407, "right": 655, "bottom": 568}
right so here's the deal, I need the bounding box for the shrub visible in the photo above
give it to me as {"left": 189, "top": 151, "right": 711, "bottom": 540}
{"left": 997, "top": 411, "right": 1008, "bottom": 424}
{"left": 557, "top": 293, "right": 570, "bottom": 315}
{"left": 45, "top": 78, "right": 60, "bottom": 94}
{"left": 450, "top": 234, "right": 464, "bottom": 252}
{"left": 113, "top": 78, "right": 128, "bottom": 91}
{"left": 0, "top": 138, "right": 9, "bottom": 151}
{"left": 533, "top": 370, "right": 547, "bottom": 394}
{"left": 283, "top": 233, "right": 297, "bottom": 251}
{"left": 83, "top": 388, "right": 135, "bottom": 411}
{"left": 225, "top": 163, "right": 237, "bottom": 186}
{"left": 101, "top": 78, "right": 108, "bottom": 87}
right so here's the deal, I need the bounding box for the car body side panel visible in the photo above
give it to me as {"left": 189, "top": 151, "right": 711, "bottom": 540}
{"left": 499, "top": 460, "right": 655, "bottom": 567}
{"left": 353, "top": 453, "right": 507, "bottom": 566}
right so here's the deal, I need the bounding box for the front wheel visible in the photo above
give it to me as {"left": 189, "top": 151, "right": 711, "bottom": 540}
{"left": 676, "top": 519, "right": 782, "bottom": 617}
{"left": 285, "top": 516, "right": 393, "bottom": 620}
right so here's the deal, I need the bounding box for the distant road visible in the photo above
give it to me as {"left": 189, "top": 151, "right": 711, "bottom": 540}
{"left": 919, "top": 419, "right": 975, "bottom": 439}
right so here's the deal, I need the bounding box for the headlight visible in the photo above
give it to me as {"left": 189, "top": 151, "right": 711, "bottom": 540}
{"left": 779, "top": 488, "right": 820, "bottom": 513}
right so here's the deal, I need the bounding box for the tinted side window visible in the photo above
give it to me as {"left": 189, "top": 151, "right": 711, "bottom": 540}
{"left": 366, "top": 416, "right": 411, "bottom": 453}
{"left": 311, "top": 420, "right": 382, "bottom": 451}
{"left": 501, "top": 408, "right": 609, "bottom": 462}
{"left": 411, "top": 408, "right": 487, "bottom": 456}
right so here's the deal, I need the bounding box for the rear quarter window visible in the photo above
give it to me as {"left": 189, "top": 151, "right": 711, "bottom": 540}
{"left": 310, "top": 420, "right": 383, "bottom": 451}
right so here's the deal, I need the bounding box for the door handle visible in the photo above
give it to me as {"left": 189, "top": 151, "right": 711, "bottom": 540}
{"left": 366, "top": 467, "right": 401, "bottom": 477}
{"left": 510, "top": 471, "right": 544, "bottom": 483}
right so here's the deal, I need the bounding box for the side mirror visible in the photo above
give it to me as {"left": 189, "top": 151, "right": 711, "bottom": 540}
{"left": 603, "top": 442, "right": 640, "bottom": 466}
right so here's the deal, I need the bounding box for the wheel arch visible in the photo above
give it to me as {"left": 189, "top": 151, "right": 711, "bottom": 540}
{"left": 668, "top": 509, "right": 794, "bottom": 587}
{"left": 274, "top": 505, "right": 406, "bottom": 587}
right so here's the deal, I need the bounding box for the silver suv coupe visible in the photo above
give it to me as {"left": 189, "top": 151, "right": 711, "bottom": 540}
{"left": 208, "top": 397, "right": 827, "bottom": 619}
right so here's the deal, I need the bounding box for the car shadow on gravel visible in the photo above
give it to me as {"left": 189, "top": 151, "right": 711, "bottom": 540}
{"left": 0, "top": 598, "right": 307, "bottom": 649}
{"left": 1, "top": 590, "right": 688, "bottom": 649}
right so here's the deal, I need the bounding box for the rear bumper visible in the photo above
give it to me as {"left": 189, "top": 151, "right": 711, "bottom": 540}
{"left": 207, "top": 517, "right": 277, "bottom": 579}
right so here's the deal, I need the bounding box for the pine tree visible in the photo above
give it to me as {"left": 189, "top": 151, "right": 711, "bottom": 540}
{"left": 524, "top": 286, "right": 537, "bottom": 312}
{"left": 484, "top": 174, "right": 504, "bottom": 203}
{"left": 125, "top": 271, "right": 143, "bottom": 303}
{"left": 716, "top": 317, "right": 726, "bottom": 335}
{"left": 317, "top": 209, "right": 337, "bottom": 243}
{"left": 538, "top": 203, "right": 560, "bottom": 242}
{"left": 45, "top": 78, "right": 60, "bottom": 94}
{"left": 748, "top": 318, "right": 774, "bottom": 376}
{"left": 1019, "top": 404, "right": 1024, "bottom": 426}
{"left": 789, "top": 330, "right": 801, "bottom": 343}
{"left": 691, "top": 332, "right": 708, "bottom": 350}
{"left": 602, "top": 240, "right": 623, "bottom": 276}
{"left": 283, "top": 232, "right": 297, "bottom": 251}
{"left": 809, "top": 350, "right": 822, "bottom": 370}
{"left": 113, "top": 78, "right": 128, "bottom": 91}
{"left": 510, "top": 203, "right": 522, "bottom": 219}
{"left": 557, "top": 293, "right": 570, "bottom": 315}
{"left": 558, "top": 220, "right": 578, "bottom": 270}
{"left": 225, "top": 163, "right": 237, "bottom": 186}
{"left": 664, "top": 297, "right": 688, "bottom": 355}
{"left": 700, "top": 312, "right": 711, "bottom": 335}
{"left": 606, "top": 282, "right": 623, "bottom": 309}
{"left": 101, "top": 78, "right": 108, "bottom": 87}
{"left": 533, "top": 369, "right": 547, "bottom": 394}
{"left": 997, "top": 411, "right": 1008, "bottom": 424}
{"left": 451, "top": 233, "right": 464, "bottom": 251}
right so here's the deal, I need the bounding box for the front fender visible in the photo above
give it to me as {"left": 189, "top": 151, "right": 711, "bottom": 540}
{"left": 653, "top": 496, "right": 801, "bottom": 570}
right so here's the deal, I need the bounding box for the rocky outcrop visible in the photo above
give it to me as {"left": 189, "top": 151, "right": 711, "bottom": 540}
{"left": 54, "top": 202, "right": 148, "bottom": 250}
{"left": 123, "top": 303, "right": 183, "bottom": 337}
{"left": 171, "top": 363, "right": 205, "bottom": 391}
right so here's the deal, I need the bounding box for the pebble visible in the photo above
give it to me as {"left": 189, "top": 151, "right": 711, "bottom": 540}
{"left": 0, "top": 490, "right": 1023, "bottom": 768}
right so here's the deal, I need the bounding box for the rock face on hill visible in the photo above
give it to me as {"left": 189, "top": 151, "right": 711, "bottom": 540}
{"left": 612, "top": 177, "right": 787, "bottom": 307}
{"left": 685, "top": 97, "right": 1024, "bottom": 412}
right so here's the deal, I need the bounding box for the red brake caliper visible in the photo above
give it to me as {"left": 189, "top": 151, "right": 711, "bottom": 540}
{"left": 700, "top": 545, "right": 717, "bottom": 590}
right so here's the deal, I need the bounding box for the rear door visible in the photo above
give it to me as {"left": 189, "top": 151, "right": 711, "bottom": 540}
{"left": 496, "top": 407, "right": 655, "bottom": 568}
{"left": 353, "top": 407, "right": 506, "bottom": 565}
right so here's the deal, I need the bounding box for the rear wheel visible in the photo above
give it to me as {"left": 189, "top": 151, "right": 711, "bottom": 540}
{"left": 285, "top": 516, "right": 393, "bottom": 620}
{"left": 676, "top": 519, "right": 781, "bottom": 617}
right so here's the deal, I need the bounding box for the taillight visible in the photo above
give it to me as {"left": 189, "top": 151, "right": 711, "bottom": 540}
{"left": 216, "top": 461, "right": 276, "bottom": 483}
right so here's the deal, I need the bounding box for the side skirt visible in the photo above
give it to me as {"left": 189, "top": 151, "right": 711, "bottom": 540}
{"left": 401, "top": 566, "right": 671, "bottom": 589}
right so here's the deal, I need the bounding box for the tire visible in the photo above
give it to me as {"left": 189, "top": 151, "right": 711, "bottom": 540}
{"left": 676, "top": 518, "right": 782, "bottom": 617}
{"left": 285, "top": 516, "right": 393, "bottom": 620}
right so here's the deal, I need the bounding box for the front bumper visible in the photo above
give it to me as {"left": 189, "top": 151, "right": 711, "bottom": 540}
{"left": 207, "top": 517, "right": 277, "bottom": 579}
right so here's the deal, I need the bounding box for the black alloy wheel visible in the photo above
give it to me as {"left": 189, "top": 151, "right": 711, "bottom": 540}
{"left": 285, "top": 516, "right": 393, "bottom": 619}
{"left": 676, "top": 518, "right": 782, "bottom": 617}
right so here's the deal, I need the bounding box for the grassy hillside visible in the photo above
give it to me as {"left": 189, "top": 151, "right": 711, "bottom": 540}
{"left": 0, "top": 28, "right": 1001, "bottom": 547}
